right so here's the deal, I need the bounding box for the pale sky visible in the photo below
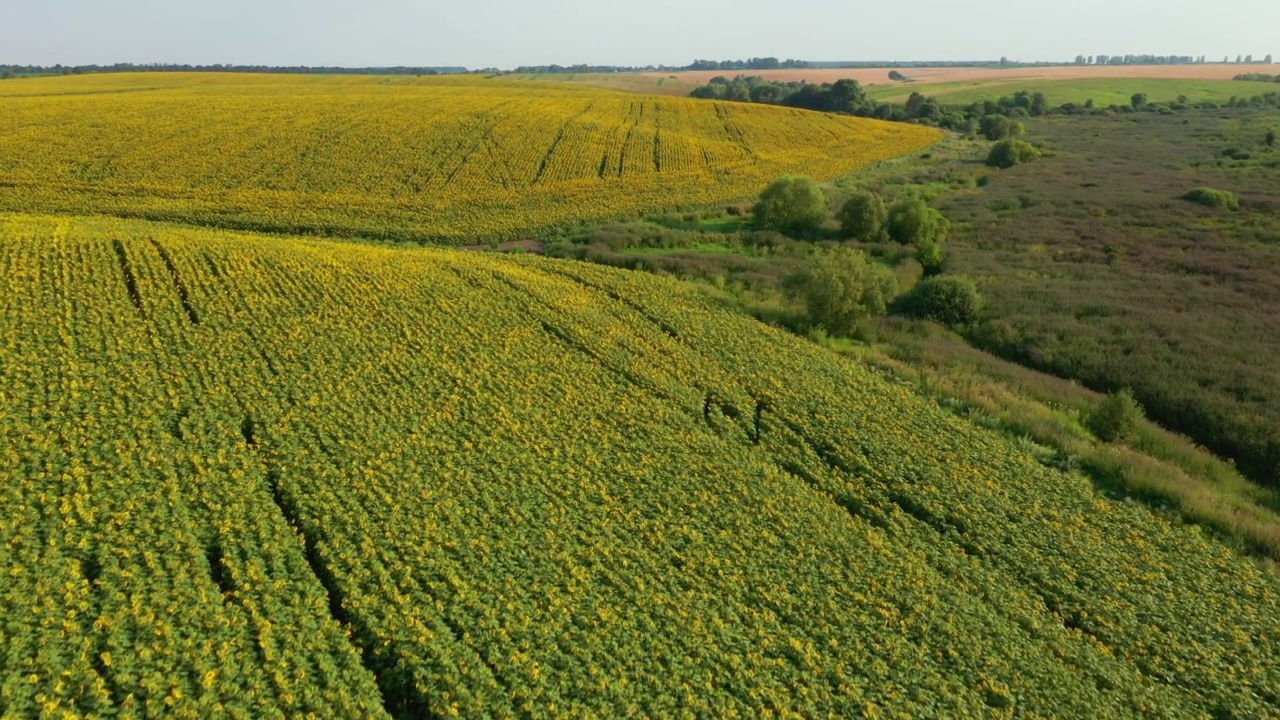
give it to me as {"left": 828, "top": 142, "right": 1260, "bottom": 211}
{"left": 3, "top": 0, "right": 1276, "bottom": 69}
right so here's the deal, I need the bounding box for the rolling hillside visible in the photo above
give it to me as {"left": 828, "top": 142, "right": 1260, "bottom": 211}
{"left": 0, "top": 74, "right": 938, "bottom": 243}
{"left": 3, "top": 213, "right": 1279, "bottom": 717}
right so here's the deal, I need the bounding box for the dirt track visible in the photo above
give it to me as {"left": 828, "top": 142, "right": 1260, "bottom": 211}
{"left": 652, "top": 64, "right": 1277, "bottom": 87}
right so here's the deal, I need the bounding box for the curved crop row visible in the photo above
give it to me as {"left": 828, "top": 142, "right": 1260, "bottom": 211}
{"left": 0, "top": 74, "right": 940, "bottom": 243}
{"left": 2, "top": 213, "right": 1278, "bottom": 717}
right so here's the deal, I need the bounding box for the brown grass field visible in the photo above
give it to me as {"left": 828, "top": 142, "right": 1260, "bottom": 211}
{"left": 649, "top": 63, "right": 1277, "bottom": 87}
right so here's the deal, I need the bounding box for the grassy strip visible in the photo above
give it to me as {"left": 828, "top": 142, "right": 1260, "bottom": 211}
{"left": 818, "top": 319, "right": 1280, "bottom": 571}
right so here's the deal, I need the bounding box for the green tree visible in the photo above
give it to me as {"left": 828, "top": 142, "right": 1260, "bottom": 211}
{"left": 836, "top": 191, "right": 888, "bottom": 241}
{"left": 783, "top": 247, "right": 897, "bottom": 336}
{"left": 905, "top": 92, "right": 928, "bottom": 116}
{"left": 1131, "top": 92, "right": 1148, "bottom": 109}
{"left": 887, "top": 199, "right": 949, "bottom": 247}
{"left": 887, "top": 199, "right": 950, "bottom": 276}
{"left": 915, "top": 240, "right": 945, "bottom": 275}
{"left": 986, "top": 139, "right": 1041, "bottom": 169}
{"left": 979, "top": 114, "right": 1024, "bottom": 141}
{"left": 1088, "top": 389, "right": 1145, "bottom": 443}
{"left": 893, "top": 275, "right": 984, "bottom": 327}
{"left": 752, "top": 176, "right": 829, "bottom": 236}
{"left": 1267, "top": 129, "right": 1277, "bottom": 147}
{"left": 828, "top": 79, "right": 866, "bottom": 112}
{"left": 1030, "top": 92, "right": 1049, "bottom": 116}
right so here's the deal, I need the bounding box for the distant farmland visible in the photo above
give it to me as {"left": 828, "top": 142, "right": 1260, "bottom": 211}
{"left": 865, "top": 76, "right": 1280, "bottom": 105}
{"left": 653, "top": 63, "right": 1280, "bottom": 87}
{"left": 0, "top": 73, "right": 939, "bottom": 243}
{"left": 500, "top": 64, "right": 1280, "bottom": 108}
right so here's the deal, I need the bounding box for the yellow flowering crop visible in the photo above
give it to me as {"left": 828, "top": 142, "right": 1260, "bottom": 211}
{"left": 2, "top": 213, "right": 1279, "bottom": 717}
{"left": 0, "top": 73, "right": 940, "bottom": 242}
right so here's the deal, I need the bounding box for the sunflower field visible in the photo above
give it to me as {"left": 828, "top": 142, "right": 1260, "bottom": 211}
{"left": 0, "top": 73, "right": 938, "bottom": 243}
{"left": 2, "top": 212, "right": 1279, "bottom": 718}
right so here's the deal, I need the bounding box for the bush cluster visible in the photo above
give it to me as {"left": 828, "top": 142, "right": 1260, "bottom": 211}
{"left": 837, "top": 191, "right": 889, "bottom": 241}
{"left": 1088, "top": 389, "right": 1146, "bottom": 443}
{"left": 1181, "top": 187, "right": 1240, "bottom": 210}
{"left": 752, "top": 176, "right": 829, "bottom": 236}
{"left": 783, "top": 247, "right": 898, "bottom": 335}
{"left": 893, "top": 275, "right": 984, "bottom": 327}
{"left": 986, "top": 139, "right": 1041, "bottom": 169}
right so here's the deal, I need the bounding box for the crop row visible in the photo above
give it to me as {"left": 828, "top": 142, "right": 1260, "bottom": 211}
{"left": 0, "top": 74, "right": 939, "bottom": 243}
{"left": 1, "top": 213, "right": 1278, "bottom": 717}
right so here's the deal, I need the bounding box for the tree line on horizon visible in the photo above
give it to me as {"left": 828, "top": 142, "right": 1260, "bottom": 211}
{"left": 510, "top": 57, "right": 810, "bottom": 74}
{"left": 688, "top": 75, "right": 1280, "bottom": 132}
{"left": 7, "top": 53, "right": 1272, "bottom": 81}
{"left": 1071, "top": 54, "right": 1274, "bottom": 65}
{"left": 0, "top": 62, "right": 471, "bottom": 78}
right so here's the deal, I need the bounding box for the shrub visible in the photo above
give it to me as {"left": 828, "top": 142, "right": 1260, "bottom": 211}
{"left": 836, "top": 191, "right": 888, "bottom": 241}
{"left": 783, "top": 247, "right": 897, "bottom": 336}
{"left": 886, "top": 199, "right": 949, "bottom": 247}
{"left": 979, "top": 114, "right": 1024, "bottom": 141}
{"left": 986, "top": 139, "right": 1041, "bottom": 169}
{"left": 886, "top": 199, "right": 951, "bottom": 275}
{"left": 752, "top": 176, "right": 829, "bottom": 237}
{"left": 893, "top": 274, "right": 984, "bottom": 327}
{"left": 915, "top": 241, "right": 945, "bottom": 275}
{"left": 893, "top": 258, "right": 924, "bottom": 291}
{"left": 1266, "top": 129, "right": 1276, "bottom": 147}
{"left": 1181, "top": 187, "right": 1239, "bottom": 210}
{"left": 1088, "top": 389, "right": 1145, "bottom": 443}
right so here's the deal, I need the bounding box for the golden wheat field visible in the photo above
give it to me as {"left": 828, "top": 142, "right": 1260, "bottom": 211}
{"left": 0, "top": 73, "right": 939, "bottom": 242}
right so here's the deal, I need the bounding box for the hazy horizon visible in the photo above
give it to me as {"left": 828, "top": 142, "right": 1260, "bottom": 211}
{"left": 3, "top": 0, "right": 1276, "bottom": 70}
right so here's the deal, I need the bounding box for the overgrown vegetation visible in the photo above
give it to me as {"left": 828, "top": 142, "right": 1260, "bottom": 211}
{"left": 836, "top": 191, "right": 889, "bottom": 241}
{"left": 820, "top": 320, "right": 1280, "bottom": 568}
{"left": 986, "top": 139, "right": 1042, "bottom": 169}
{"left": 1234, "top": 72, "right": 1280, "bottom": 83}
{"left": 937, "top": 109, "right": 1280, "bottom": 487}
{"left": 753, "top": 176, "right": 829, "bottom": 236}
{"left": 893, "top": 275, "right": 984, "bottom": 328}
{"left": 980, "top": 114, "right": 1025, "bottom": 141}
{"left": 547, "top": 106, "right": 1280, "bottom": 556}
{"left": 887, "top": 198, "right": 951, "bottom": 273}
{"left": 1181, "top": 186, "right": 1240, "bottom": 210}
{"left": 782, "top": 247, "right": 898, "bottom": 335}
{"left": 1088, "top": 389, "right": 1146, "bottom": 443}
